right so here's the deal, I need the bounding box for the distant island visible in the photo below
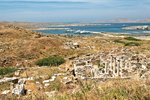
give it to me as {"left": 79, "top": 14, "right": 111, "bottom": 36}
{"left": 97, "top": 18, "right": 150, "bottom": 23}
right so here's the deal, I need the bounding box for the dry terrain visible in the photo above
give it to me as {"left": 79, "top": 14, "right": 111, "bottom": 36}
{"left": 0, "top": 23, "right": 150, "bottom": 100}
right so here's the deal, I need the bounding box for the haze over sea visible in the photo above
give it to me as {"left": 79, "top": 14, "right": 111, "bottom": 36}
{"left": 0, "top": 0, "right": 150, "bottom": 22}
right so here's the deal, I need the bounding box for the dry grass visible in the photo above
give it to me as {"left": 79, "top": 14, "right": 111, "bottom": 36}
{"left": 0, "top": 68, "right": 149, "bottom": 100}
{"left": 0, "top": 23, "right": 150, "bottom": 100}
{"left": 53, "top": 79, "right": 150, "bottom": 100}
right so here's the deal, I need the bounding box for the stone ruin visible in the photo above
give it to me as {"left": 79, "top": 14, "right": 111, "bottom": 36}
{"left": 11, "top": 79, "right": 26, "bottom": 95}
{"left": 10, "top": 77, "right": 35, "bottom": 95}
{"left": 64, "top": 41, "right": 79, "bottom": 49}
{"left": 73, "top": 48, "right": 150, "bottom": 79}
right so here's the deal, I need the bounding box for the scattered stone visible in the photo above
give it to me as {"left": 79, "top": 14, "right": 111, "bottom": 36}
{"left": 43, "top": 80, "right": 50, "bottom": 84}
{"left": 62, "top": 76, "right": 73, "bottom": 84}
{"left": 0, "top": 77, "right": 19, "bottom": 84}
{"left": 64, "top": 41, "right": 80, "bottom": 49}
{"left": 14, "top": 70, "right": 20, "bottom": 76}
{"left": 49, "top": 76, "right": 56, "bottom": 82}
{"left": 44, "top": 83, "right": 50, "bottom": 87}
{"left": 1, "top": 90, "right": 10, "bottom": 95}
{"left": 45, "top": 91, "right": 57, "bottom": 98}
{"left": 36, "top": 81, "right": 40, "bottom": 84}
{"left": 39, "top": 75, "right": 49, "bottom": 80}
{"left": 54, "top": 73, "right": 66, "bottom": 76}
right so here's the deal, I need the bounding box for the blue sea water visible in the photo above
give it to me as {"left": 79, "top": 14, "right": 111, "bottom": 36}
{"left": 35, "top": 23, "right": 150, "bottom": 35}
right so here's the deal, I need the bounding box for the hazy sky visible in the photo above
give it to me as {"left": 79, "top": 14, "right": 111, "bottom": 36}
{"left": 0, "top": 0, "right": 150, "bottom": 22}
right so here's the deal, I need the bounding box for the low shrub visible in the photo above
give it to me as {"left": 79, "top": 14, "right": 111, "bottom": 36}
{"left": 113, "top": 39, "right": 125, "bottom": 44}
{"left": 35, "top": 55, "right": 65, "bottom": 66}
{"left": 125, "top": 42, "right": 141, "bottom": 46}
{"left": 0, "top": 67, "right": 17, "bottom": 75}
{"left": 124, "top": 37, "right": 141, "bottom": 41}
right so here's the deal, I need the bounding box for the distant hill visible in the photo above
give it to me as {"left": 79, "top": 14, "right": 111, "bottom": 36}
{"left": 97, "top": 18, "right": 150, "bottom": 23}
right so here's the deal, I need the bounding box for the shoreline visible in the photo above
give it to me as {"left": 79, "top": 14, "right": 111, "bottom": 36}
{"left": 29, "top": 27, "right": 69, "bottom": 30}
{"left": 32, "top": 28, "right": 150, "bottom": 40}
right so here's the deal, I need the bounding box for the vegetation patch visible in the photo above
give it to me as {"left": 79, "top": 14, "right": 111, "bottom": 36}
{"left": 124, "top": 42, "right": 141, "bottom": 46}
{"left": 35, "top": 55, "right": 65, "bottom": 66}
{"left": 113, "top": 39, "right": 125, "bottom": 44}
{"left": 114, "top": 39, "right": 141, "bottom": 46}
{"left": 124, "top": 37, "right": 141, "bottom": 41}
{"left": 0, "top": 67, "right": 17, "bottom": 76}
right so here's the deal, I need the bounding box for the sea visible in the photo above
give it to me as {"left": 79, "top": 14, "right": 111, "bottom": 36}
{"left": 35, "top": 23, "right": 150, "bottom": 36}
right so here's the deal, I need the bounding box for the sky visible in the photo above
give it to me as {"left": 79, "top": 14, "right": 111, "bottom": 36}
{"left": 0, "top": 0, "right": 150, "bottom": 22}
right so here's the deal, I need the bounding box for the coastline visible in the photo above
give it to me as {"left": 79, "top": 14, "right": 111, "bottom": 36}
{"left": 29, "top": 27, "right": 70, "bottom": 31}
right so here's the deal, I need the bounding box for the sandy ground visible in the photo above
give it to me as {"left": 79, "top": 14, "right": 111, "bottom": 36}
{"left": 135, "top": 36, "right": 150, "bottom": 40}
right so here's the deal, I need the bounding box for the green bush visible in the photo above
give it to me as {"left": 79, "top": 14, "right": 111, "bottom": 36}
{"left": 124, "top": 37, "right": 141, "bottom": 41}
{"left": 125, "top": 42, "right": 141, "bottom": 46}
{"left": 0, "top": 67, "right": 17, "bottom": 75}
{"left": 35, "top": 55, "right": 65, "bottom": 66}
{"left": 114, "top": 38, "right": 141, "bottom": 46}
{"left": 113, "top": 39, "right": 125, "bottom": 44}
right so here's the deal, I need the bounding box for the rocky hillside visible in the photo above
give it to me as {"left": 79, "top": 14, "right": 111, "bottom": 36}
{"left": 0, "top": 24, "right": 69, "bottom": 67}
{"left": 0, "top": 23, "right": 121, "bottom": 67}
{"left": 0, "top": 23, "right": 150, "bottom": 100}
{"left": 1, "top": 23, "right": 150, "bottom": 67}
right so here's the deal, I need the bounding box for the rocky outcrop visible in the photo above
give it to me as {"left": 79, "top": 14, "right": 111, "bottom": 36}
{"left": 123, "top": 26, "right": 150, "bottom": 30}
{"left": 0, "top": 56, "right": 17, "bottom": 67}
